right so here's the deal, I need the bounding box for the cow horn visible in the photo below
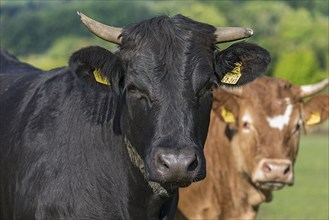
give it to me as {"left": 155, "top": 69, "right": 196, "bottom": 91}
{"left": 215, "top": 27, "right": 253, "bottom": 43}
{"left": 299, "top": 77, "right": 329, "bottom": 98}
{"left": 77, "top": 11, "right": 122, "bottom": 45}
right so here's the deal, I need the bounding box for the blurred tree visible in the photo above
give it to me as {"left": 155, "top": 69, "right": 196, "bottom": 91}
{"left": 210, "top": 1, "right": 328, "bottom": 83}
{"left": 273, "top": 46, "right": 324, "bottom": 84}
{"left": 273, "top": 7, "right": 328, "bottom": 84}
{"left": 0, "top": 1, "right": 154, "bottom": 55}
{"left": 175, "top": 2, "right": 228, "bottom": 26}
{"left": 284, "top": 0, "right": 329, "bottom": 16}
{"left": 148, "top": 1, "right": 227, "bottom": 26}
{"left": 0, "top": 0, "right": 328, "bottom": 80}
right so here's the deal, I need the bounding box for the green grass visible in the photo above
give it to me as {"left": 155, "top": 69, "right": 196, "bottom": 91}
{"left": 257, "top": 132, "right": 329, "bottom": 220}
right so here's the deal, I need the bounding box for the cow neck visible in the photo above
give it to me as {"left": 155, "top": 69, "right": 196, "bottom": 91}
{"left": 244, "top": 173, "right": 273, "bottom": 209}
{"left": 123, "top": 136, "right": 171, "bottom": 197}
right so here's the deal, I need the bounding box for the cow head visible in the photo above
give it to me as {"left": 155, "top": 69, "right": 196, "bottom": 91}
{"left": 213, "top": 76, "right": 329, "bottom": 195}
{"left": 70, "top": 13, "right": 270, "bottom": 192}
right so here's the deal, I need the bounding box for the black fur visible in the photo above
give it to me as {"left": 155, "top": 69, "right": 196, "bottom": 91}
{"left": 0, "top": 48, "right": 43, "bottom": 74}
{"left": 0, "top": 15, "right": 270, "bottom": 219}
{"left": 214, "top": 42, "right": 271, "bottom": 85}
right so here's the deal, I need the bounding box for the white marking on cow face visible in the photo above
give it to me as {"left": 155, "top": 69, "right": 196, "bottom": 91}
{"left": 266, "top": 104, "right": 293, "bottom": 130}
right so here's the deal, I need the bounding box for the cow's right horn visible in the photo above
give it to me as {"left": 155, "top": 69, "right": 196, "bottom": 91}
{"left": 77, "top": 12, "right": 122, "bottom": 45}
{"left": 299, "top": 77, "right": 329, "bottom": 98}
{"left": 214, "top": 27, "right": 253, "bottom": 43}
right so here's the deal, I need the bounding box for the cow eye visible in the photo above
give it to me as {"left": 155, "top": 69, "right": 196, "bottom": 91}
{"left": 127, "top": 84, "right": 139, "bottom": 94}
{"left": 242, "top": 121, "right": 250, "bottom": 129}
{"left": 126, "top": 84, "right": 152, "bottom": 105}
{"left": 127, "top": 84, "right": 143, "bottom": 99}
{"left": 292, "top": 122, "right": 301, "bottom": 135}
{"left": 296, "top": 123, "right": 301, "bottom": 131}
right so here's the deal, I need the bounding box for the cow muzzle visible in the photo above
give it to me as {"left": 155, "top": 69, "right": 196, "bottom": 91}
{"left": 147, "top": 147, "right": 205, "bottom": 187}
{"left": 252, "top": 158, "right": 294, "bottom": 191}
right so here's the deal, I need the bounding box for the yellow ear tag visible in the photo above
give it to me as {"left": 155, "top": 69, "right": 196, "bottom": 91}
{"left": 221, "top": 107, "right": 235, "bottom": 123}
{"left": 93, "top": 69, "right": 111, "bottom": 86}
{"left": 306, "top": 112, "right": 321, "bottom": 125}
{"left": 221, "top": 62, "right": 242, "bottom": 85}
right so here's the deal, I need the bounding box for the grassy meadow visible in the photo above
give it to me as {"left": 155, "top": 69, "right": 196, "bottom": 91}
{"left": 257, "top": 129, "right": 329, "bottom": 219}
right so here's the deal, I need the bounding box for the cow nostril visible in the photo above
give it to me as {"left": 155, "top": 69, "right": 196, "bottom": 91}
{"left": 263, "top": 163, "right": 272, "bottom": 173}
{"left": 157, "top": 154, "right": 170, "bottom": 171}
{"left": 163, "top": 163, "right": 169, "bottom": 169}
{"left": 187, "top": 154, "right": 198, "bottom": 172}
{"left": 284, "top": 165, "right": 291, "bottom": 175}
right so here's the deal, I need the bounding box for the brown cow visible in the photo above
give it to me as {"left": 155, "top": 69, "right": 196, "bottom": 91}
{"left": 176, "top": 76, "right": 329, "bottom": 220}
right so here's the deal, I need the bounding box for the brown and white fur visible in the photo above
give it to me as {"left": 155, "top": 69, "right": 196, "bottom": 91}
{"left": 176, "top": 76, "right": 329, "bottom": 220}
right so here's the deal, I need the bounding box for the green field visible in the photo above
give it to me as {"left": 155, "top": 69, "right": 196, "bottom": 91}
{"left": 257, "top": 132, "right": 329, "bottom": 220}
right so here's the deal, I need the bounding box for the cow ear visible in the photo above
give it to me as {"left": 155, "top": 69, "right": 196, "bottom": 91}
{"left": 69, "top": 46, "right": 124, "bottom": 93}
{"left": 214, "top": 42, "right": 271, "bottom": 86}
{"left": 303, "top": 94, "right": 329, "bottom": 126}
{"left": 212, "top": 88, "right": 239, "bottom": 123}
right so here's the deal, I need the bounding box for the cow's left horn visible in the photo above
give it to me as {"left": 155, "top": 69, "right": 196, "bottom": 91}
{"left": 299, "top": 77, "right": 329, "bottom": 98}
{"left": 215, "top": 27, "right": 253, "bottom": 43}
{"left": 77, "top": 12, "right": 122, "bottom": 45}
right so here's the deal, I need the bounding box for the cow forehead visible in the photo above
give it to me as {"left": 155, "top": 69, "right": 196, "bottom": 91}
{"left": 266, "top": 103, "right": 293, "bottom": 130}
{"left": 123, "top": 50, "right": 214, "bottom": 98}
{"left": 239, "top": 77, "right": 299, "bottom": 131}
{"left": 240, "top": 76, "right": 296, "bottom": 111}
{"left": 121, "top": 15, "right": 216, "bottom": 48}
{"left": 124, "top": 52, "right": 211, "bottom": 84}
{"left": 119, "top": 15, "right": 217, "bottom": 94}
{"left": 240, "top": 96, "right": 296, "bottom": 128}
{"left": 120, "top": 15, "right": 215, "bottom": 66}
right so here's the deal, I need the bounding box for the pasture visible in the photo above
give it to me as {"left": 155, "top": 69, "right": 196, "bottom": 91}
{"left": 257, "top": 129, "right": 329, "bottom": 219}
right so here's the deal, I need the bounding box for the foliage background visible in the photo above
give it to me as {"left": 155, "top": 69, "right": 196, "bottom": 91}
{"left": 1, "top": 0, "right": 328, "bottom": 85}
{"left": 1, "top": 0, "right": 328, "bottom": 219}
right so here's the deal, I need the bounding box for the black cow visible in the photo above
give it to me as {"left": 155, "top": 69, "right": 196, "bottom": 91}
{"left": 0, "top": 14, "right": 270, "bottom": 219}
{"left": 0, "top": 48, "right": 43, "bottom": 74}
{"left": 0, "top": 49, "right": 44, "bottom": 95}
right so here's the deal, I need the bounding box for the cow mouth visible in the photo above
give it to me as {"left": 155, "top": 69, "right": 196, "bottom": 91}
{"left": 162, "top": 181, "right": 191, "bottom": 190}
{"left": 153, "top": 177, "right": 195, "bottom": 190}
{"left": 152, "top": 174, "right": 205, "bottom": 193}
{"left": 157, "top": 173, "right": 205, "bottom": 189}
{"left": 257, "top": 181, "right": 293, "bottom": 191}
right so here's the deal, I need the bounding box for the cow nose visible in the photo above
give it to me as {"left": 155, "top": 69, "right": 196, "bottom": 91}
{"left": 262, "top": 160, "right": 292, "bottom": 181}
{"left": 252, "top": 159, "right": 294, "bottom": 190}
{"left": 255, "top": 159, "right": 293, "bottom": 183}
{"left": 157, "top": 152, "right": 198, "bottom": 173}
{"left": 152, "top": 148, "right": 204, "bottom": 184}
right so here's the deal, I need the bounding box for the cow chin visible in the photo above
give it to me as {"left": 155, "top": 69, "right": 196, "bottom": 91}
{"left": 146, "top": 167, "right": 203, "bottom": 189}
{"left": 148, "top": 175, "right": 198, "bottom": 188}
